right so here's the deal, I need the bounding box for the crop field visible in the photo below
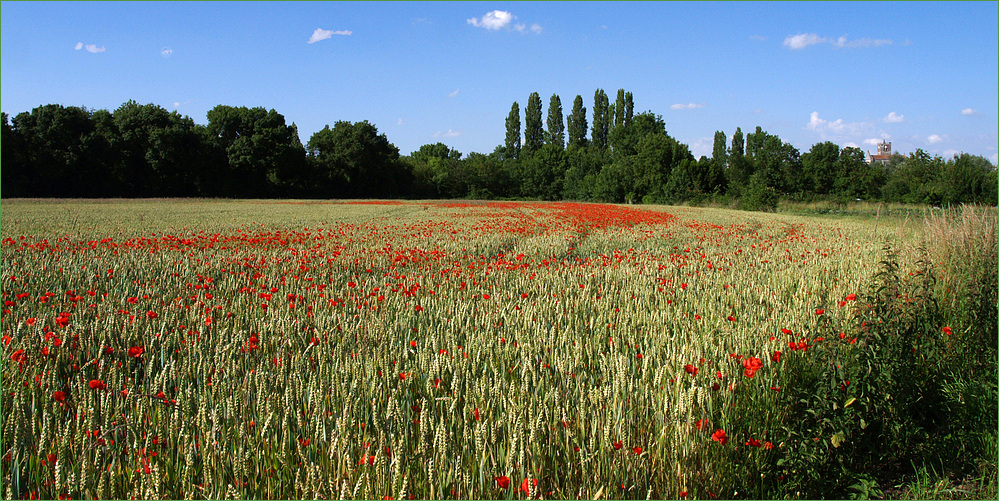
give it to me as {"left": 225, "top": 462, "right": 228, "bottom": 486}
{"left": 1, "top": 200, "right": 995, "bottom": 500}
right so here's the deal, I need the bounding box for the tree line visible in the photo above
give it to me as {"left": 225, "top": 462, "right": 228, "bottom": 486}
{"left": 2, "top": 93, "right": 996, "bottom": 208}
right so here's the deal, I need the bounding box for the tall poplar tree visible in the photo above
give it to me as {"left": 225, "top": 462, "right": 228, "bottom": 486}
{"left": 504, "top": 101, "right": 521, "bottom": 160}
{"left": 591, "top": 89, "right": 610, "bottom": 150}
{"left": 566, "top": 95, "right": 588, "bottom": 149}
{"left": 546, "top": 94, "right": 565, "bottom": 150}
{"left": 728, "top": 127, "right": 747, "bottom": 193}
{"left": 712, "top": 131, "right": 728, "bottom": 167}
{"left": 614, "top": 89, "right": 626, "bottom": 129}
{"left": 523, "top": 92, "right": 544, "bottom": 157}
{"left": 624, "top": 91, "right": 634, "bottom": 127}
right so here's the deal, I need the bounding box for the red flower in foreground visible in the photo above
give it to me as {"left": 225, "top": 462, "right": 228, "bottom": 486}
{"left": 52, "top": 391, "right": 66, "bottom": 402}
{"left": 684, "top": 364, "right": 698, "bottom": 376}
{"left": 711, "top": 429, "right": 728, "bottom": 445}
{"left": 88, "top": 380, "right": 106, "bottom": 390}
{"left": 128, "top": 346, "right": 144, "bottom": 358}
{"left": 742, "top": 356, "right": 764, "bottom": 377}
{"left": 845, "top": 293, "right": 857, "bottom": 301}
{"left": 745, "top": 438, "right": 762, "bottom": 447}
{"left": 613, "top": 440, "right": 622, "bottom": 450}
{"left": 815, "top": 309, "right": 825, "bottom": 315}
{"left": 474, "top": 408, "right": 480, "bottom": 421}
{"left": 410, "top": 340, "right": 417, "bottom": 348}
{"left": 494, "top": 476, "right": 510, "bottom": 489}
{"left": 520, "top": 478, "right": 538, "bottom": 495}
{"left": 942, "top": 326, "right": 953, "bottom": 336}
{"left": 632, "top": 446, "right": 642, "bottom": 454}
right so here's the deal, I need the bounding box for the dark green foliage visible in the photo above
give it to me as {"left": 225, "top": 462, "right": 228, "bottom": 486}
{"left": 305, "top": 120, "right": 405, "bottom": 198}
{"left": 4, "top": 95, "right": 996, "bottom": 206}
{"left": 566, "top": 95, "right": 588, "bottom": 150}
{"left": 504, "top": 102, "right": 521, "bottom": 161}
{"left": 591, "top": 89, "right": 610, "bottom": 150}
{"left": 545, "top": 94, "right": 565, "bottom": 150}
{"left": 523, "top": 92, "right": 544, "bottom": 157}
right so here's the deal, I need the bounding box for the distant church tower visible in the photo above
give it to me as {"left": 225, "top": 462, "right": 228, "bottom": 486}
{"left": 867, "top": 140, "right": 894, "bottom": 166}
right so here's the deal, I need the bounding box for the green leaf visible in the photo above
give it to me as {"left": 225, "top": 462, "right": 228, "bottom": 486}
{"left": 844, "top": 397, "right": 856, "bottom": 408}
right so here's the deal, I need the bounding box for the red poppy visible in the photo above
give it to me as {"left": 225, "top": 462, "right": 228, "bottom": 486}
{"left": 711, "top": 429, "right": 728, "bottom": 445}
{"left": 146, "top": 311, "right": 158, "bottom": 319}
{"left": 726, "top": 315, "right": 735, "bottom": 322}
{"left": 684, "top": 364, "right": 698, "bottom": 376}
{"left": 632, "top": 446, "right": 642, "bottom": 454}
{"left": 474, "top": 408, "right": 480, "bottom": 421}
{"left": 410, "top": 340, "right": 417, "bottom": 348}
{"left": 771, "top": 351, "right": 781, "bottom": 363}
{"left": 942, "top": 326, "right": 953, "bottom": 336}
{"left": 845, "top": 294, "right": 857, "bottom": 301}
{"left": 636, "top": 353, "right": 643, "bottom": 359}
{"left": 742, "top": 357, "right": 763, "bottom": 377}
{"left": 521, "top": 478, "right": 538, "bottom": 495}
{"left": 815, "top": 309, "right": 825, "bottom": 315}
{"left": 745, "top": 438, "right": 762, "bottom": 447}
{"left": 88, "top": 380, "right": 106, "bottom": 390}
{"left": 52, "top": 391, "right": 66, "bottom": 402}
{"left": 55, "top": 312, "right": 70, "bottom": 328}
{"left": 128, "top": 346, "right": 144, "bottom": 358}
{"left": 613, "top": 440, "right": 622, "bottom": 450}
{"left": 494, "top": 476, "right": 510, "bottom": 489}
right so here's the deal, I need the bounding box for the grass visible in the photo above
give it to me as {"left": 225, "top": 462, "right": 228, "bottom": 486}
{"left": 1, "top": 199, "right": 994, "bottom": 500}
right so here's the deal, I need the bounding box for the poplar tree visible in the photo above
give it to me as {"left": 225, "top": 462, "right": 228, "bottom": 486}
{"left": 504, "top": 101, "right": 521, "bottom": 160}
{"left": 566, "top": 95, "right": 588, "bottom": 149}
{"left": 614, "top": 89, "right": 626, "bottom": 129}
{"left": 523, "top": 92, "right": 544, "bottom": 157}
{"left": 546, "top": 94, "right": 565, "bottom": 150}
{"left": 591, "top": 89, "right": 610, "bottom": 150}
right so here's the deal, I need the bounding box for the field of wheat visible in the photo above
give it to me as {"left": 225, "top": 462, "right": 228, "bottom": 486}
{"left": 2, "top": 200, "right": 991, "bottom": 500}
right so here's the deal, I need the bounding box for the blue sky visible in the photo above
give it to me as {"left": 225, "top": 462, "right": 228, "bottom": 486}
{"left": 2, "top": 1, "right": 997, "bottom": 164}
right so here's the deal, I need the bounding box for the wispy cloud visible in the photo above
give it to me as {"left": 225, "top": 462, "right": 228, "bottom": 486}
{"left": 670, "top": 103, "right": 705, "bottom": 110}
{"left": 447, "top": 89, "right": 460, "bottom": 98}
{"left": 397, "top": 118, "right": 404, "bottom": 126}
{"left": 432, "top": 129, "right": 461, "bottom": 138}
{"left": 927, "top": 134, "right": 945, "bottom": 144}
{"left": 805, "top": 111, "right": 873, "bottom": 139}
{"left": 75, "top": 42, "right": 106, "bottom": 53}
{"left": 531, "top": 23, "right": 543, "bottom": 34}
{"left": 961, "top": 108, "right": 978, "bottom": 116}
{"left": 783, "top": 33, "right": 827, "bottom": 49}
{"left": 749, "top": 34, "right": 766, "bottom": 41}
{"left": 307, "top": 28, "right": 352, "bottom": 44}
{"left": 833, "top": 36, "right": 892, "bottom": 48}
{"left": 161, "top": 47, "right": 173, "bottom": 58}
{"left": 784, "top": 33, "right": 892, "bottom": 50}
{"left": 883, "top": 111, "right": 904, "bottom": 123}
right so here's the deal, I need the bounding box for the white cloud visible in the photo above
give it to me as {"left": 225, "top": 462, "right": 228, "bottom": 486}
{"left": 447, "top": 89, "right": 460, "bottom": 98}
{"left": 844, "top": 142, "right": 859, "bottom": 148}
{"left": 397, "top": 118, "right": 404, "bottom": 126}
{"left": 307, "top": 28, "right": 352, "bottom": 44}
{"left": 432, "top": 130, "right": 461, "bottom": 138}
{"left": 785, "top": 33, "right": 892, "bottom": 50}
{"left": 883, "top": 111, "right": 904, "bottom": 123}
{"left": 863, "top": 138, "right": 882, "bottom": 147}
{"left": 784, "top": 33, "right": 827, "bottom": 49}
{"left": 833, "top": 36, "right": 892, "bottom": 48}
{"left": 750, "top": 35, "right": 766, "bottom": 41}
{"left": 74, "top": 42, "right": 83, "bottom": 50}
{"left": 990, "top": 153, "right": 998, "bottom": 165}
{"left": 961, "top": 108, "right": 978, "bottom": 116}
{"left": 84, "top": 44, "right": 106, "bottom": 53}
{"left": 670, "top": 103, "right": 704, "bottom": 110}
{"left": 173, "top": 102, "right": 180, "bottom": 108}
{"left": 161, "top": 47, "right": 173, "bottom": 58}
{"left": 927, "top": 134, "right": 945, "bottom": 144}
{"left": 467, "top": 10, "right": 515, "bottom": 30}
{"left": 531, "top": 24, "right": 543, "bottom": 34}
{"left": 804, "top": 111, "right": 872, "bottom": 139}
{"left": 513, "top": 23, "right": 526, "bottom": 32}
